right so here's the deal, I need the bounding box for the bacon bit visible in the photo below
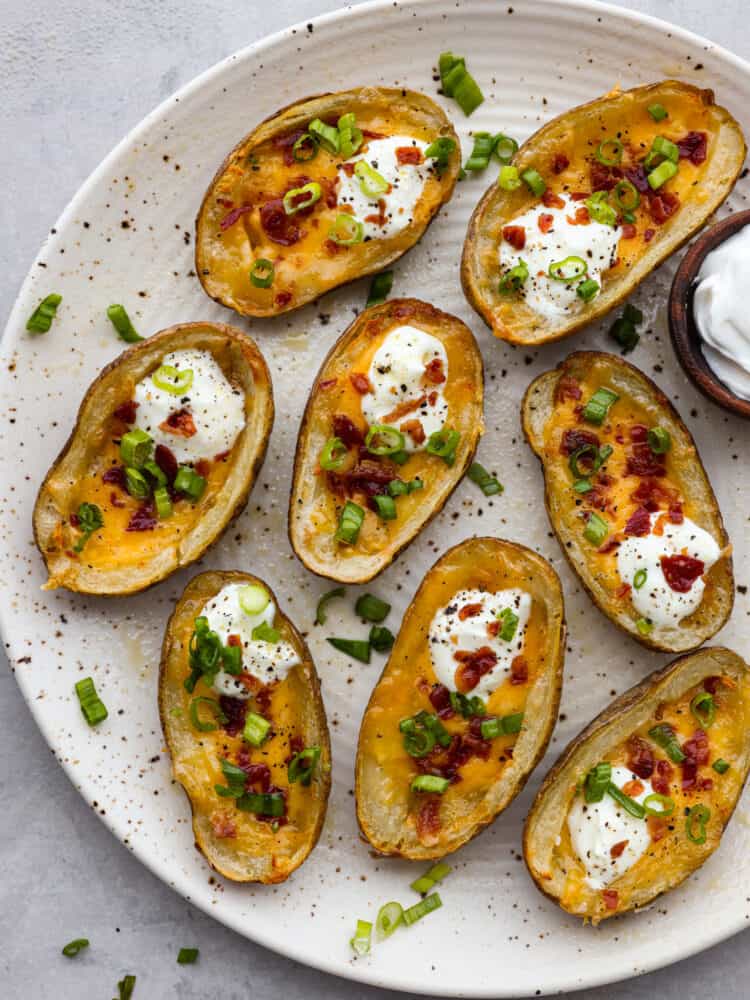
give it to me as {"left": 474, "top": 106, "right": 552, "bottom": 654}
{"left": 570, "top": 191, "right": 590, "bottom": 201}
{"left": 648, "top": 190, "right": 680, "bottom": 225}
{"left": 220, "top": 204, "right": 252, "bottom": 230}
{"left": 624, "top": 506, "right": 652, "bottom": 537}
{"left": 400, "top": 418, "right": 425, "bottom": 445}
{"left": 275, "top": 290, "right": 292, "bottom": 308}
{"left": 236, "top": 672, "right": 260, "bottom": 693}
{"left": 113, "top": 399, "right": 138, "bottom": 423}
{"left": 510, "top": 655, "right": 528, "bottom": 685}
{"left": 102, "top": 465, "right": 127, "bottom": 491}
{"left": 396, "top": 146, "right": 424, "bottom": 165}
{"left": 319, "top": 377, "right": 337, "bottom": 391}
{"left": 661, "top": 553, "right": 705, "bottom": 593}
{"left": 195, "top": 459, "right": 211, "bottom": 479}
{"left": 126, "top": 501, "right": 157, "bottom": 532}
{"left": 272, "top": 128, "right": 306, "bottom": 165}
{"left": 365, "top": 198, "right": 388, "bottom": 227}
{"left": 255, "top": 686, "right": 272, "bottom": 716}
{"left": 345, "top": 457, "right": 398, "bottom": 499}
{"left": 667, "top": 502, "right": 684, "bottom": 524}
{"left": 323, "top": 238, "right": 344, "bottom": 256}
{"left": 211, "top": 812, "right": 237, "bottom": 839}
{"left": 648, "top": 815, "right": 668, "bottom": 842}
{"left": 219, "top": 696, "right": 248, "bottom": 736}
{"left": 260, "top": 198, "right": 301, "bottom": 246}
{"left": 159, "top": 408, "right": 196, "bottom": 438}
{"left": 615, "top": 582, "right": 632, "bottom": 600}
{"left": 458, "top": 602, "right": 484, "bottom": 621}
{"left": 682, "top": 729, "right": 710, "bottom": 790}
{"left": 538, "top": 212, "right": 554, "bottom": 234}
{"left": 240, "top": 759, "right": 272, "bottom": 793}
{"left": 416, "top": 797, "right": 441, "bottom": 845}
{"left": 627, "top": 735, "right": 655, "bottom": 779}
{"left": 542, "top": 190, "right": 566, "bottom": 210}
{"left": 602, "top": 889, "right": 619, "bottom": 911}
{"left": 320, "top": 175, "right": 338, "bottom": 209}
{"left": 227, "top": 634, "right": 242, "bottom": 647}
{"left": 624, "top": 165, "right": 650, "bottom": 193}
{"left": 610, "top": 839, "right": 629, "bottom": 859}
{"left": 598, "top": 536, "right": 621, "bottom": 554}
{"left": 704, "top": 675, "right": 722, "bottom": 695}
{"left": 341, "top": 162, "right": 355, "bottom": 177}
{"left": 332, "top": 413, "right": 364, "bottom": 448}
{"left": 677, "top": 131, "right": 708, "bottom": 166}
{"left": 454, "top": 646, "right": 498, "bottom": 693}
{"left": 644, "top": 228, "right": 655, "bottom": 242}
{"left": 626, "top": 429, "right": 666, "bottom": 476}
{"left": 362, "top": 128, "right": 385, "bottom": 140}
{"left": 622, "top": 779, "right": 644, "bottom": 797}
{"left": 349, "top": 372, "right": 372, "bottom": 395}
{"left": 427, "top": 390, "right": 438, "bottom": 406}
{"left": 560, "top": 427, "right": 599, "bottom": 456}
{"left": 555, "top": 374, "right": 582, "bottom": 402}
{"left": 487, "top": 619, "right": 500, "bottom": 638}
{"left": 428, "top": 683, "right": 454, "bottom": 719}
{"left": 630, "top": 477, "right": 678, "bottom": 512}
{"left": 652, "top": 758, "right": 674, "bottom": 795}
{"left": 423, "top": 357, "right": 446, "bottom": 384}
{"left": 552, "top": 153, "right": 570, "bottom": 174}
{"left": 567, "top": 206, "right": 590, "bottom": 226}
{"left": 590, "top": 161, "right": 616, "bottom": 192}
{"left": 154, "top": 444, "right": 178, "bottom": 484}
{"left": 502, "top": 225, "right": 526, "bottom": 251}
{"left": 287, "top": 735, "right": 305, "bottom": 763}
{"left": 621, "top": 223, "right": 637, "bottom": 239}
{"left": 110, "top": 491, "right": 126, "bottom": 508}
{"left": 381, "top": 394, "right": 426, "bottom": 424}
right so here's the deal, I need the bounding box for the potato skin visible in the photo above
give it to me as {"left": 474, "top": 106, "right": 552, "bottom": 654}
{"left": 524, "top": 647, "right": 750, "bottom": 923}
{"left": 521, "top": 350, "right": 733, "bottom": 652}
{"left": 461, "top": 80, "right": 746, "bottom": 345}
{"left": 288, "top": 298, "right": 484, "bottom": 583}
{"left": 33, "top": 323, "right": 273, "bottom": 596}
{"left": 355, "top": 537, "right": 566, "bottom": 860}
{"left": 159, "top": 570, "right": 331, "bottom": 884}
{"left": 195, "top": 87, "right": 460, "bottom": 318}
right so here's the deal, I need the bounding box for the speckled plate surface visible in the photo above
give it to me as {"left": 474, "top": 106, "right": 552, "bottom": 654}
{"left": 2, "top": 0, "right": 750, "bottom": 995}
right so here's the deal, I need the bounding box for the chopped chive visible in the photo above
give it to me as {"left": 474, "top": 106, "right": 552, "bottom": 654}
{"left": 26, "top": 293, "right": 62, "bottom": 333}
{"left": 75, "top": 677, "right": 108, "bottom": 726}
{"left": 107, "top": 304, "right": 142, "bottom": 343}
{"left": 327, "top": 637, "right": 371, "bottom": 663}
{"left": 355, "top": 593, "right": 391, "bottom": 623}
{"left": 315, "top": 587, "right": 345, "bottom": 626}
{"left": 62, "top": 938, "right": 89, "bottom": 958}
{"left": 177, "top": 948, "right": 199, "bottom": 964}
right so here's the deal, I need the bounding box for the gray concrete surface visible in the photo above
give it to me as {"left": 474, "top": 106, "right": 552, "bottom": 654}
{"left": 1, "top": 1, "right": 747, "bottom": 997}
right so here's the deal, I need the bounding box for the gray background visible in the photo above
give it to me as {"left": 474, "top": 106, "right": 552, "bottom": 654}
{"left": 0, "top": 1, "right": 746, "bottom": 997}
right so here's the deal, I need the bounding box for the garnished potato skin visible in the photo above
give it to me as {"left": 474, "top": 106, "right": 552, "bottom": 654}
{"left": 461, "top": 80, "right": 745, "bottom": 345}
{"left": 33, "top": 323, "right": 273, "bottom": 596}
{"left": 195, "top": 87, "right": 460, "bottom": 318}
{"left": 288, "top": 298, "right": 484, "bottom": 584}
{"left": 159, "top": 571, "right": 331, "bottom": 884}
{"left": 522, "top": 350, "right": 733, "bottom": 651}
{"left": 524, "top": 647, "right": 750, "bottom": 923}
{"left": 355, "top": 537, "right": 565, "bottom": 860}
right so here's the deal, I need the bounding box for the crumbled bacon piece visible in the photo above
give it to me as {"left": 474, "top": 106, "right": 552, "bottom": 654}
{"left": 590, "top": 160, "right": 617, "bottom": 192}
{"left": 630, "top": 477, "right": 678, "bottom": 512}
{"left": 644, "top": 228, "right": 655, "bottom": 242}
{"left": 602, "top": 889, "right": 619, "bottom": 910}
{"left": 458, "top": 602, "right": 483, "bottom": 621}
{"left": 610, "top": 840, "right": 629, "bottom": 859}
{"left": 682, "top": 729, "right": 710, "bottom": 790}
{"left": 510, "top": 655, "right": 528, "bottom": 685}
{"left": 220, "top": 204, "right": 252, "bottom": 230}
{"left": 396, "top": 146, "right": 424, "bottom": 165}
{"left": 400, "top": 418, "right": 425, "bottom": 444}
{"left": 538, "top": 212, "right": 554, "bottom": 234}
{"left": 219, "top": 696, "right": 247, "bottom": 736}
{"left": 272, "top": 128, "right": 307, "bottom": 165}
{"left": 110, "top": 491, "right": 125, "bottom": 508}
{"left": 428, "top": 683, "right": 455, "bottom": 719}
{"left": 560, "top": 428, "right": 599, "bottom": 456}
{"left": 668, "top": 502, "right": 684, "bottom": 524}
{"left": 154, "top": 444, "right": 178, "bottom": 484}
{"left": 677, "top": 131, "right": 708, "bottom": 165}
{"left": 195, "top": 459, "right": 210, "bottom": 479}
{"left": 332, "top": 414, "right": 364, "bottom": 448}
{"left": 621, "top": 223, "right": 637, "bottom": 239}
{"left": 227, "top": 634, "right": 242, "bottom": 647}
{"left": 345, "top": 458, "right": 398, "bottom": 498}
{"left": 624, "top": 506, "right": 651, "bottom": 537}
{"left": 423, "top": 357, "right": 446, "bottom": 384}
{"left": 319, "top": 378, "right": 337, "bottom": 391}
{"left": 487, "top": 619, "right": 500, "bottom": 638}
{"left": 349, "top": 372, "right": 372, "bottom": 394}
{"left": 626, "top": 427, "right": 666, "bottom": 476}
{"left": 648, "top": 815, "right": 668, "bottom": 842}
{"left": 260, "top": 198, "right": 301, "bottom": 246}
{"left": 598, "top": 536, "right": 621, "bottom": 554}
{"left": 126, "top": 502, "right": 157, "bottom": 532}
{"left": 416, "top": 797, "right": 441, "bottom": 844}
{"left": 622, "top": 779, "right": 644, "bottom": 797}
{"left": 102, "top": 465, "right": 127, "bottom": 491}
{"left": 652, "top": 758, "right": 673, "bottom": 795}
{"left": 615, "top": 582, "right": 632, "bottom": 599}
{"left": 703, "top": 676, "right": 722, "bottom": 695}
{"left": 381, "top": 394, "right": 426, "bottom": 424}
{"left": 567, "top": 206, "right": 590, "bottom": 225}
{"left": 113, "top": 399, "right": 138, "bottom": 423}
{"left": 454, "top": 647, "right": 498, "bottom": 693}
{"left": 502, "top": 225, "right": 526, "bottom": 251}
{"left": 627, "top": 735, "right": 655, "bottom": 779}
{"left": 660, "top": 554, "right": 705, "bottom": 593}
{"left": 555, "top": 374, "right": 582, "bottom": 402}
{"left": 160, "top": 408, "right": 197, "bottom": 438}
{"left": 648, "top": 190, "right": 680, "bottom": 225}
{"left": 570, "top": 191, "right": 590, "bottom": 201}
{"left": 552, "top": 153, "right": 570, "bottom": 174}
{"left": 542, "top": 190, "right": 566, "bottom": 209}
{"left": 275, "top": 290, "right": 292, "bottom": 308}
{"left": 624, "top": 165, "right": 650, "bottom": 193}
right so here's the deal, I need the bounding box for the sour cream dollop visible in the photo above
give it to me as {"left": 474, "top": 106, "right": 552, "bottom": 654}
{"left": 337, "top": 136, "right": 436, "bottom": 239}
{"left": 428, "top": 588, "right": 531, "bottom": 699}
{"left": 617, "top": 512, "right": 721, "bottom": 627}
{"left": 360, "top": 325, "right": 448, "bottom": 451}
{"left": 693, "top": 225, "right": 750, "bottom": 401}
{"left": 203, "top": 583, "right": 300, "bottom": 698}
{"left": 568, "top": 766, "right": 652, "bottom": 890}
{"left": 498, "top": 194, "right": 620, "bottom": 320}
{"left": 133, "top": 349, "right": 245, "bottom": 464}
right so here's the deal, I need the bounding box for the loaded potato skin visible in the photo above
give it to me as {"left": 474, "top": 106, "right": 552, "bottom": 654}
{"left": 289, "top": 298, "right": 484, "bottom": 584}
{"left": 196, "top": 87, "right": 460, "bottom": 318}
{"left": 33, "top": 323, "right": 273, "bottom": 596}
{"left": 522, "top": 351, "right": 733, "bottom": 652}
{"left": 355, "top": 537, "right": 565, "bottom": 860}
{"left": 524, "top": 648, "right": 750, "bottom": 923}
{"left": 159, "top": 570, "right": 331, "bottom": 883}
{"left": 462, "top": 80, "right": 745, "bottom": 345}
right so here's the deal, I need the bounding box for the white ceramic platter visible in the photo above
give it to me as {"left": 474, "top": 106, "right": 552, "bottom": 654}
{"left": 2, "top": 0, "right": 750, "bottom": 994}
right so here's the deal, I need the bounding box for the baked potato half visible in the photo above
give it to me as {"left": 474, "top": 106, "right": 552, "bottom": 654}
{"left": 289, "top": 298, "right": 484, "bottom": 583}
{"left": 196, "top": 87, "right": 460, "bottom": 318}
{"left": 159, "top": 570, "right": 331, "bottom": 883}
{"left": 462, "top": 80, "right": 745, "bottom": 345}
{"left": 524, "top": 647, "right": 750, "bottom": 923}
{"left": 355, "top": 537, "right": 565, "bottom": 859}
{"left": 33, "top": 322, "right": 273, "bottom": 595}
{"left": 522, "top": 351, "right": 732, "bottom": 652}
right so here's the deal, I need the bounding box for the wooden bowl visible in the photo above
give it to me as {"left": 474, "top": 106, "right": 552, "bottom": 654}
{"left": 669, "top": 210, "right": 750, "bottom": 419}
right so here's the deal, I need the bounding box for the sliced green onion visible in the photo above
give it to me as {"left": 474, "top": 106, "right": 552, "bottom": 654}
{"left": 573, "top": 479, "right": 592, "bottom": 494}
{"left": 648, "top": 159, "right": 678, "bottom": 189}
{"left": 236, "top": 791, "right": 285, "bottom": 817}
{"left": 569, "top": 443, "right": 611, "bottom": 478}
{"left": 464, "top": 131, "right": 495, "bottom": 172}
{"left": 549, "top": 255, "right": 587, "bottom": 282}
{"left": 633, "top": 569, "right": 648, "bottom": 590}
{"left": 315, "top": 587, "right": 345, "bottom": 626}
{"left": 335, "top": 500, "right": 365, "bottom": 545}
{"left": 328, "top": 213, "right": 364, "bottom": 246}
{"left": 648, "top": 723, "right": 685, "bottom": 763}
{"left": 250, "top": 258, "right": 275, "bottom": 288}
{"left": 607, "top": 781, "right": 646, "bottom": 819}
{"left": 596, "top": 138, "right": 623, "bottom": 166}
{"left": 373, "top": 495, "right": 396, "bottom": 520}
{"left": 120, "top": 428, "right": 152, "bottom": 467}
{"left": 499, "top": 258, "right": 528, "bottom": 293}
{"left": 636, "top": 617, "right": 654, "bottom": 636}
{"left": 402, "top": 892, "right": 442, "bottom": 925}
{"left": 439, "top": 53, "right": 484, "bottom": 114}
{"left": 584, "top": 761, "right": 612, "bottom": 803}
{"left": 400, "top": 712, "right": 451, "bottom": 757}
{"left": 454, "top": 73, "right": 484, "bottom": 116}
{"left": 388, "top": 479, "right": 408, "bottom": 496}
{"left": 521, "top": 168, "right": 546, "bottom": 196}
{"left": 390, "top": 450, "right": 409, "bottom": 466}
{"left": 426, "top": 427, "right": 460, "bottom": 465}
{"left": 480, "top": 712, "right": 524, "bottom": 739}
{"left": 586, "top": 191, "right": 618, "bottom": 227}
{"left": 713, "top": 758, "right": 730, "bottom": 774}
{"left": 177, "top": 948, "right": 199, "bottom": 964}
{"left": 239, "top": 583, "right": 270, "bottom": 616}
{"left": 189, "top": 696, "right": 227, "bottom": 733}
{"left": 366, "top": 424, "right": 405, "bottom": 456}
{"left": 283, "top": 181, "right": 322, "bottom": 215}
{"left": 439, "top": 51, "right": 465, "bottom": 95}
{"left": 411, "top": 774, "right": 450, "bottom": 794}
{"left": 152, "top": 364, "right": 194, "bottom": 395}
{"left": 648, "top": 426, "right": 671, "bottom": 454}
{"left": 366, "top": 271, "right": 394, "bottom": 308}
{"left": 174, "top": 466, "right": 206, "bottom": 501}
{"left": 468, "top": 462, "right": 503, "bottom": 496}
{"left": 369, "top": 625, "right": 394, "bottom": 653}
{"left": 410, "top": 861, "right": 452, "bottom": 895}
{"left": 496, "top": 607, "right": 519, "bottom": 642}
{"left": 493, "top": 134, "right": 518, "bottom": 165}
{"left": 107, "top": 304, "right": 142, "bottom": 343}
{"left": 75, "top": 677, "right": 108, "bottom": 726}
{"left": 243, "top": 711, "right": 271, "bottom": 747}
{"left": 577, "top": 279, "right": 600, "bottom": 302}
{"left": 72, "top": 502, "right": 104, "bottom": 553}
{"left": 449, "top": 691, "right": 486, "bottom": 718}
{"left": 584, "top": 511, "right": 609, "bottom": 546}
{"left": 609, "top": 303, "right": 644, "bottom": 354}
{"left": 319, "top": 436, "right": 348, "bottom": 472}
{"left": 582, "top": 386, "right": 619, "bottom": 425}
{"left": 26, "top": 293, "right": 62, "bottom": 333}
{"left": 375, "top": 901, "right": 404, "bottom": 939}
{"left": 498, "top": 165, "right": 522, "bottom": 191}
{"left": 327, "top": 637, "right": 370, "bottom": 663}
{"left": 251, "top": 621, "right": 280, "bottom": 643}
{"left": 218, "top": 758, "right": 247, "bottom": 796}
{"left": 614, "top": 179, "right": 641, "bottom": 213}
{"left": 646, "top": 135, "right": 680, "bottom": 167}
{"left": 339, "top": 124, "right": 364, "bottom": 159}
{"left": 292, "top": 132, "right": 317, "bottom": 162}
{"left": 125, "top": 467, "right": 150, "bottom": 500}
{"left": 648, "top": 103, "right": 668, "bottom": 122}
{"left": 686, "top": 803, "right": 710, "bottom": 844}
{"left": 355, "top": 593, "right": 391, "bottom": 622}
{"left": 643, "top": 792, "right": 675, "bottom": 817}
{"left": 143, "top": 460, "right": 167, "bottom": 487}
{"left": 308, "top": 117, "right": 339, "bottom": 154}
{"left": 288, "top": 746, "right": 321, "bottom": 785}
{"left": 355, "top": 160, "right": 389, "bottom": 197}
{"left": 154, "top": 486, "right": 172, "bottom": 520}
{"left": 690, "top": 691, "right": 716, "bottom": 728}
{"left": 62, "top": 938, "right": 89, "bottom": 958}
{"left": 350, "top": 918, "right": 372, "bottom": 956}
{"left": 115, "top": 975, "right": 137, "bottom": 1000}
{"left": 424, "top": 137, "right": 456, "bottom": 170}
